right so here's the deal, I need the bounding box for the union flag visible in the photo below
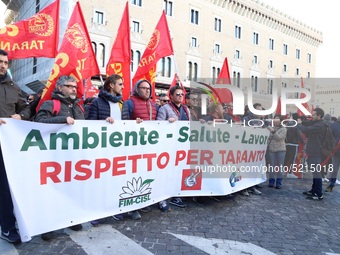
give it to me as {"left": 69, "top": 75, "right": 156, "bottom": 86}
{"left": 215, "top": 57, "right": 232, "bottom": 104}
{"left": 0, "top": 0, "right": 60, "bottom": 59}
{"left": 37, "top": 2, "right": 100, "bottom": 109}
{"left": 132, "top": 11, "right": 174, "bottom": 100}
{"left": 106, "top": 2, "right": 131, "bottom": 100}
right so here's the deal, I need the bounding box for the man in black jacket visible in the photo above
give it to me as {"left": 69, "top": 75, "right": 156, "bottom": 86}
{"left": 297, "top": 108, "right": 326, "bottom": 200}
{"left": 35, "top": 75, "right": 84, "bottom": 240}
{"left": 0, "top": 49, "right": 31, "bottom": 243}
{"left": 35, "top": 76, "right": 84, "bottom": 123}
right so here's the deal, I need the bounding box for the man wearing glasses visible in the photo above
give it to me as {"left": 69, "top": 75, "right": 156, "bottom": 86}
{"left": 159, "top": 93, "right": 170, "bottom": 107}
{"left": 122, "top": 79, "right": 157, "bottom": 122}
{"left": 35, "top": 76, "right": 85, "bottom": 240}
{"left": 35, "top": 76, "right": 84, "bottom": 124}
{"left": 157, "top": 85, "right": 190, "bottom": 208}
{"left": 122, "top": 80, "right": 164, "bottom": 212}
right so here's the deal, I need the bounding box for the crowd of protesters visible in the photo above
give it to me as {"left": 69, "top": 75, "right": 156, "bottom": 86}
{"left": 1, "top": 47, "right": 340, "bottom": 244}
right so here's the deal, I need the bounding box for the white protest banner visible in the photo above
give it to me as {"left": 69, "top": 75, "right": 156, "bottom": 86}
{"left": 0, "top": 119, "right": 268, "bottom": 241}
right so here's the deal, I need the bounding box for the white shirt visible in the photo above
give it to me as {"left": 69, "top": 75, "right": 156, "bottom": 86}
{"left": 109, "top": 101, "right": 121, "bottom": 120}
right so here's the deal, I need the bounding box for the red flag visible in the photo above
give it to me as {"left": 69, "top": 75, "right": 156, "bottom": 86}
{"left": 0, "top": 0, "right": 59, "bottom": 59}
{"left": 132, "top": 11, "right": 174, "bottom": 100}
{"left": 168, "top": 73, "right": 186, "bottom": 103}
{"left": 84, "top": 79, "right": 99, "bottom": 98}
{"left": 106, "top": 2, "right": 131, "bottom": 100}
{"left": 275, "top": 97, "right": 281, "bottom": 115}
{"left": 38, "top": 2, "right": 100, "bottom": 109}
{"left": 297, "top": 77, "right": 311, "bottom": 116}
{"left": 215, "top": 57, "right": 232, "bottom": 104}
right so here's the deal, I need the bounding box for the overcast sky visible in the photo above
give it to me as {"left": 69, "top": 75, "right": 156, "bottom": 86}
{"left": 1, "top": 1, "right": 339, "bottom": 77}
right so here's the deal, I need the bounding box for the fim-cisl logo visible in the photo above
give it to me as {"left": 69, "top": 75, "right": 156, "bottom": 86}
{"left": 119, "top": 177, "right": 153, "bottom": 208}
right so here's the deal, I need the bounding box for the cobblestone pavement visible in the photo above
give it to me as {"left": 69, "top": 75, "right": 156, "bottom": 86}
{"left": 3, "top": 177, "right": 340, "bottom": 255}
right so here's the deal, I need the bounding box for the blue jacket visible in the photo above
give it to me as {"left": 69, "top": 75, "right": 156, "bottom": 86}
{"left": 86, "top": 89, "right": 123, "bottom": 120}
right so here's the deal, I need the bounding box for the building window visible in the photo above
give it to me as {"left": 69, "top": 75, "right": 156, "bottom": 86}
{"left": 269, "top": 38, "right": 274, "bottom": 50}
{"left": 214, "top": 18, "right": 221, "bottom": 32}
{"left": 190, "top": 9, "right": 199, "bottom": 25}
{"left": 283, "top": 43, "right": 288, "bottom": 55}
{"left": 235, "top": 25, "right": 241, "bottom": 39}
{"left": 35, "top": 0, "right": 40, "bottom": 13}
{"left": 253, "top": 32, "right": 259, "bottom": 45}
{"left": 188, "top": 62, "right": 192, "bottom": 80}
{"left": 296, "top": 49, "right": 300, "bottom": 59}
{"left": 307, "top": 53, "right": 312, "bottom": 63}
{"left": 253, "top": 55, "right": 258, "bottom": 64}
{"left": 214, "top": 43, "right": 220, "bottom": 54}
{"left": 92, "top": 42, "right": 97, "bottom": 56}
{"left": 188, "top": 62, "right": 198, "bottom": 81}
{"left": 33, "top": 57, "right": 37, "bottom": 74}
{"left": 99, "top": 43, "right": 105, "bottom": 68}
{"left": 159, "top": 57, "right": 171, "bottom": 77}
{"left": 233, "top": 71, "right": 241, "bottom": 88}
{"left": 212, "top": 67, "right": 216, "bottom": 83}
{"left": 267, "top": 79, "right": 273, "bottom": 94}
{"left": 212, "top": 67, "right": 221, "bottom": 83}
{"left": 131, "top": 0, "right": 142, "bottom": 6}
{"left": 131, "top": 50, "right": 141, "bottom": 72}
{"left": 132, "top": 21, "right": 140, "bottom": 33}
{"left": 164, "top": 0, "right": 173, "bottom": 16}
{"left": 235, "top": 50, "right": 241, "bottom": 59}
{"left": 190, "top": 37, "right": 198, "bottom": 48}
{"left": 94, "top": 11, "right": 104, "bottom": 24}
{"left": 251, "top": 75, "right": 258, "bottom": 92}
{"left": 296, "top": 68, "right": 300, "bottom": 76}
{"left": 269, "top": 60, "right": 273, "bottom": 69}
{"left": 193, "top": 63, "right": 198, "bottom": 81}
{"left": 283, "top": 64, "right": 287, "bottom": 72}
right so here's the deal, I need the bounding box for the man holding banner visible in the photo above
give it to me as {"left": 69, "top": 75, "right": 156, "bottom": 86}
{"left": 157, "top": 85, "right": 190, "bottom": 208}
{"left": 34, "top": 75, "right": 84, "bottom": 240}
{"left": 0, "top": 49, "right": 31, "bottom": 243}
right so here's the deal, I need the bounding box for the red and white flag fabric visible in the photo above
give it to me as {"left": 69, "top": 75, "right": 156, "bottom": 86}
{"left": 132, "top": 11, "right": 174, "bottom": 100}
{"left": 38, "top": 2, "right": 100, "bottom": 109}
{"left": 297, "top": 77, "right": 311, "bottom": 116}
{"left": 0, "top": 0, "right": 60, "bottom": 59}
{"left": 84, "top": 79, "right": 99, "bottom": 98}
{"left": 106, "top": 2, "right": 131, "bottom": 100}
{"left": 215, "top": 57, "right": 232, "bottom": 104}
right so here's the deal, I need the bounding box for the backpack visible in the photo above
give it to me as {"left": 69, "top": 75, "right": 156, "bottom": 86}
{"left": 318, "top": 123, "right": 336, "bottom": 158}
{"left": 31, "top": 99, "right": 84, "bottom": 121}
{"left": 51, "top": 99, "right": 85, "bottom": 116}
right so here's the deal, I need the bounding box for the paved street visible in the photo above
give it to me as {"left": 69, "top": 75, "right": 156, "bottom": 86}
{"left": 2, "top": 177, "right": 340, "bottom": 255}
